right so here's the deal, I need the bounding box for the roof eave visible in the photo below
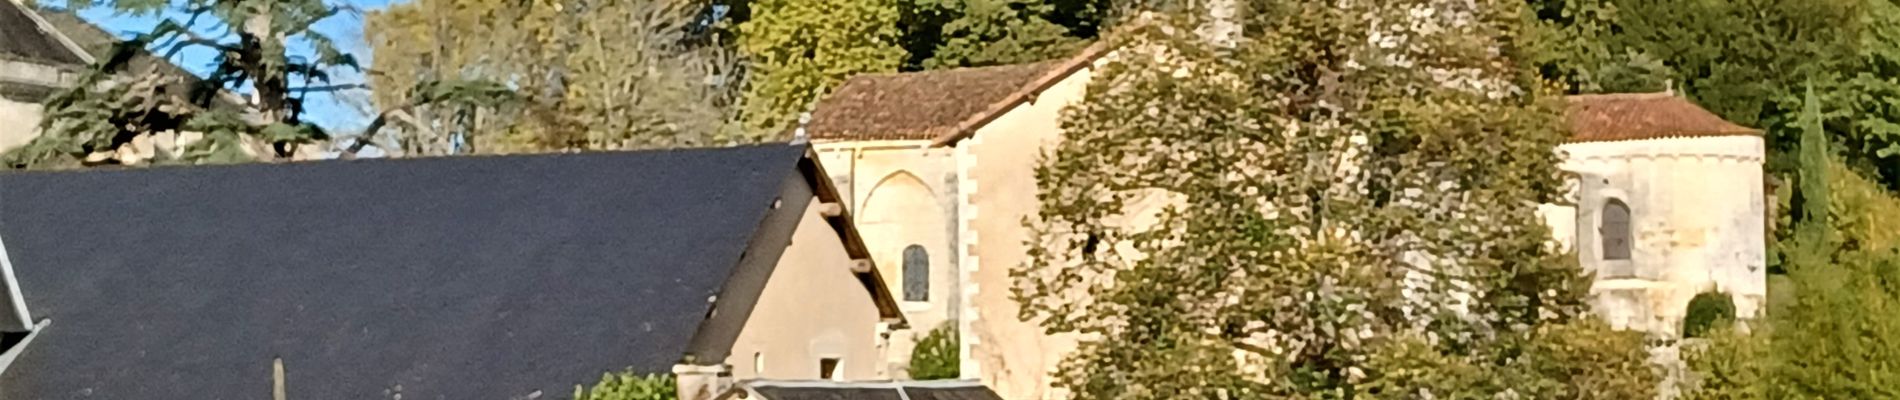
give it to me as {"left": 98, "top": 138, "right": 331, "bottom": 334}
{"left": 1566, "top": 130, "right": 1763, "bottom": 144}
{"left": 797, "top": 146, "right": 907, "bottom": 326}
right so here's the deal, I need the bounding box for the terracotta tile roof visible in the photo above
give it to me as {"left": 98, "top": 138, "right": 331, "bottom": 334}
{"left": 1564, "top": 92, "right": 1759, "bottom": 142}
{"left": 807, "top": 42, "right": 1112, "bottom": 144}
{"left": 806, "top": 61, "right": 1061, "bottom": 141}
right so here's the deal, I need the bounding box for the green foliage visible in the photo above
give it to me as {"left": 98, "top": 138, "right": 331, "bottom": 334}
{"left": 365, "top": 0, "right": 739, "bottom": 155}
{"left": 739, "top": 0, "right": 907, "bottom": 135}
{"left": 1017, "top": 1, "right": 1656, "bottom": 397}
{"left": 1536, "top": 0, "right": 1900, "bottom": 188}
{"left": 1797, "top": 85, "right": 1836, "bottom": 251}
{"left": 1683, "top": 292, "right": 1737, "bottom": 338}
{"left": 1681, "top": 325, "right": 1769, "bottom": 400}
{"left": 573, "top": 370, "right": 677, "bottom": 400}
{"left": 903, "top": 0, "right": 1088, "bottom": 69}
{"left": 8, "top": 0, "right": 517, "bottom": 168}
{"left": 1367, "top": 320, "right": 1656, "bottom": 399}
{"left": 907, "top": 323, "right": 961, "bottom": 380}
{"left": 1527, "top": 0, "right": 1675, "bottom": 94}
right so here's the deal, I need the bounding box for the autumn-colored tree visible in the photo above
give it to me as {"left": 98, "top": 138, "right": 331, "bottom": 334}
{"left": 1017, "top": 2, "right": 1657, "bottom": 398}
{"left": 364, "top": 0, "right": 745, "bottom": 155}
{"left": 738, "top": 0, "right": 905, "bottom": 135}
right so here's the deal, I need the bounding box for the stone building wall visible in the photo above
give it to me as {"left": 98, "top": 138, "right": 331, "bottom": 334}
{"left": 1552, "top": 135, "right": 1769, "bottom": 336}
{"left": 813, "top": 141, "right": 960, "bottom": 378}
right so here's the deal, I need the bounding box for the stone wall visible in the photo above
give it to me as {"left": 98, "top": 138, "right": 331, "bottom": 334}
{"left": 1554, "top": 135, "right": 1768, "bottom": 336}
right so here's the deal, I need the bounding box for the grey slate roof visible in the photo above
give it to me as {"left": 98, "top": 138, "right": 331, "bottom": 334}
{"left": 727, "top": 380, "right": 1005, "bottom": 400}
{"left": 0, "top": 145, "right": 814, "bottom": 399}
{"left": 0, "top": 2, "right": 85, "bottom": 66}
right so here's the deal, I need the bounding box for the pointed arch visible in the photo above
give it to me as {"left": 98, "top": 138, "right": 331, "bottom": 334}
{"left": 859, "top": 171, "right": 939, "bottom": 220}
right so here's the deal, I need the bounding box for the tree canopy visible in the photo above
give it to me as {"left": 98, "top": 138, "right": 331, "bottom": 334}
{"left": 1016, "top": 2, "right": 1657, "bottom": 398}
{"left": 737, "top": 0, "right": 906, "bottom": 135}
{"left": 364, "top": 0, "right": 745, "bottom": 156}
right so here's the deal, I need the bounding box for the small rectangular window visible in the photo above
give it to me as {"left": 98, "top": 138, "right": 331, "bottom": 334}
{"left": 819, "top": 358, "right": 842, "bottom": 381}
{"left": 753, "top": 352, "right": 765, "bottom": 375}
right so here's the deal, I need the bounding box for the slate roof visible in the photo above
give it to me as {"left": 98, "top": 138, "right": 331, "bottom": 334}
{"left": 1564, "top": 92, "right": 1759, "bottom": 142}
{"left": 0, "top": 145, "right": 837, "bottom": 399}
{"left": 0, "top": 2, "right": 85, "bottom": 66}
{"left": 724, "top": 380, "right": 1005, "bottom": 400}
{"left": 806, "top": 43, "right": 1110, "bottom": 144}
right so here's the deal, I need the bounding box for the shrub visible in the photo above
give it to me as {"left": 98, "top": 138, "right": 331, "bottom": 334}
{"left": 574, "top": 370, "right": 676, "bottom": 400}
{"left": 1684, "top": 292, "right": 1737, "bottom": 338}
{"left": 908, "top": 324, "right": 959, "bottom": 380}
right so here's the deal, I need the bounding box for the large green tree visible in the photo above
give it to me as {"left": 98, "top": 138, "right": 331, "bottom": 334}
{"left": 364, "top": 0, "right": 744, "bottom": 155}
{"left": 899, "top": 0, "right": 1098, "bottom": 70}
{"left": 738, "top": 0, "right": 906, "bottom": 135}
{"left": 1017, "top": 2, "right": 1656, "bottom": 398}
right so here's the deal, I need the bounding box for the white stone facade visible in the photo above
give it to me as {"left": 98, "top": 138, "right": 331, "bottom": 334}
{"left": 1550, "top": 135, "right": 1769, "bottom": 336}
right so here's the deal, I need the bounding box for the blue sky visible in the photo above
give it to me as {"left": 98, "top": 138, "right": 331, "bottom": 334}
{"left": 72, "top": 0, "right": 400, "bottom": 133}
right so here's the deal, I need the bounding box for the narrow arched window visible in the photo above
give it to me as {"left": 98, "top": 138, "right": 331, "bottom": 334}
{"left": 1602, "top": 200, "right": 1632, "bottom": 260}
{"left": 903, "top": 245, "right": 929, "bottom": 302}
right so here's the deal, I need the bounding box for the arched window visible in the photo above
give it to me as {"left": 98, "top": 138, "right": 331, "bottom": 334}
{"left": 1601, "top": 200, "right": 1632, "bottom": 260}
{"left": 903, "top": 245, "right": 929, "bottom": 302}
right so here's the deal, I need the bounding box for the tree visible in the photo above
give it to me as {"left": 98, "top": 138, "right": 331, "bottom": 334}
{"left": 574, "top": 370, "right": 678, "bottom": 400}
{"left": 1682, "top": 292, "right": 1736, "bottom": 338}
{"left": 1017, "top": 2, "right": 1656, "bottom": 398}
{"left": 903, "top": 0, "right": 1089, "bottom": 70}
{"left": 738, "top": 0, "right": 905, "bottom": 135}
{"left": 1540, "top": 0, "right": 1900, "bottom": 189}
{"left": 908, "top": 323, "right": 961, "bottom": 380}
{"left": 364, "top": 0, "right": 745, "bottom": 155}
{"left": 4, "top": 0, "right": 508, "bottom": 169}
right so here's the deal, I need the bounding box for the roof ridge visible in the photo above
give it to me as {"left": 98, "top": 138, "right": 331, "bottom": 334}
{"left": 1564, "top": 91, "right": 1677, "bottom": 102}
{"left": 853, "top": 59, "right": 1067, "bottom": 79}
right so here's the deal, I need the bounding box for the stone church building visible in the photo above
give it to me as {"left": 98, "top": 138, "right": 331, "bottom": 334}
{"left": 806, "top": 46, "right": 1767, "bottom": 399}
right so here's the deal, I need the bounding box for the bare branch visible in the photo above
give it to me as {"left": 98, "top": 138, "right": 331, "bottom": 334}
{"left": 291, "top": 83, "right": 370, "bottom": 94}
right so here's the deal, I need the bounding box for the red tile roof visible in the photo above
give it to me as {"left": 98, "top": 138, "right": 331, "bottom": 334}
{"left": 806, "top": 43, "right": 1111, "bottom": 144}
{"left": 1564, "top": 93, "right": 1759, "bottom": 142}
{"left": 806, "top": 62, "right": 1060, "bottom": 141}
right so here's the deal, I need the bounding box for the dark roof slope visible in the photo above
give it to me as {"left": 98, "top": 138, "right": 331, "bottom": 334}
{"left": 1564, "top": 93, "right": 1759, "bottom": 142}
{"left": 0, "top": 2, "right": 85, "bottom": 66}
{"left": 0, "top": 145, "right": 808, "bottom": 399}
{"left": 808, "top": 61, "right": 1059, "bottom": 141}
{"left": 727, "top": 380, "right": 1005, "bottom": 400}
